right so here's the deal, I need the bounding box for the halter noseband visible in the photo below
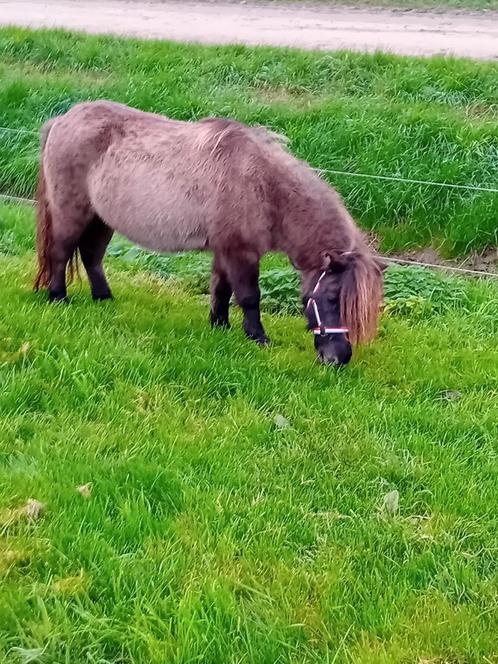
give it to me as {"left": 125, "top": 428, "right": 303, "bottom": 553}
{"left": 306, "top": 271, "right": 349, "bottom": 337}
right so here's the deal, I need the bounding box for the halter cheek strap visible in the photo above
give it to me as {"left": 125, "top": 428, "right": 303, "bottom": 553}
{"left": 307, "top": 271, "right": 349, "bottom": 337}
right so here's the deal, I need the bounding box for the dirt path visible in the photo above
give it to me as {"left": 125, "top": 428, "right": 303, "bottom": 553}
{"left": 0, "top": 0, "right": 497, "bottom": 59}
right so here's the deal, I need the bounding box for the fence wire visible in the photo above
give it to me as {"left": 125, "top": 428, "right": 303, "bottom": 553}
{"left": 1, "top": 125, "right": 497, "bottom": 279}
{"left": 2, "top": 123, "right": 498, "bottom": 194}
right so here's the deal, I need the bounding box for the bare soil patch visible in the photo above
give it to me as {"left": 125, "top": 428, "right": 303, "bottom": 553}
{"left": 1, "top": 0, "right": 497, "bottom": 59}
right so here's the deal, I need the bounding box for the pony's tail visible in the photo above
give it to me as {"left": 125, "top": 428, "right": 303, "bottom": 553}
{"left": 33, "top": 119, "right": 80, "bottom": 291}
{"left": 33, "top": 157, "right": 52, "bottom": 291}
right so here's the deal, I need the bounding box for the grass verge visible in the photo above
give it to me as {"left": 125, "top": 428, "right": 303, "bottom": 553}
{"left": 0, "top": 27, "right": 498, "bottom": 254}
{"left": 1, "top": 201, "right": 498, "bottom": 662}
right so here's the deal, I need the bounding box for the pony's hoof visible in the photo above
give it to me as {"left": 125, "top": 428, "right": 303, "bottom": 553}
{"left": 92, "top": 292, "right": 113, "bottom": 301}
{"left": 48, "top": 292, "right": 68, "bottom": 303}
{"left": 210, "top": 317, "right": 231, "bottom": 330}
{"left": 256, "top": 335, "right": 271, "bottom": 347}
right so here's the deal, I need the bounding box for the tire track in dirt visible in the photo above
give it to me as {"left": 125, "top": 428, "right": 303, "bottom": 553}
{"left": 0, "top": 0, "right": 497, "bottom": 59}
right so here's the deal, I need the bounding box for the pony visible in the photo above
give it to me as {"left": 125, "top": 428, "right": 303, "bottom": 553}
{"left": 34, "top": 101, "right": 385, "bottom": 365}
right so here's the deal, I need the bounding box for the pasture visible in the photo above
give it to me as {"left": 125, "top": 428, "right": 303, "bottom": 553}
{"left": 1, "top": 27, "right": 498, "bottom": 254}
{"left": 1, "top": 27, "right": 498, "bottom": 664}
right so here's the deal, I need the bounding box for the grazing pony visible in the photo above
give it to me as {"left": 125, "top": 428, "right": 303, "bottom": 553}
{"left": 34, "top": 101, "right": 385, "bottom": 365}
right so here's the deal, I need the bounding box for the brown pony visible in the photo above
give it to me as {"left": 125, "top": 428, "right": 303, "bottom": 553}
{"left": 34, "top": 100, "right": 385, "bottom": 365}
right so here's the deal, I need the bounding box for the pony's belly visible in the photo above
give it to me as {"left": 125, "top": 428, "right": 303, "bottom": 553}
{"left": 89, "top": 158, "right": 213, "bottom": 254}
{"left": 120, "top": 231, "right": 208, "bottom": 255}
{"left": 93, "top": 196, "right": 210, "bottom": 254}
{"left": 117, "top": 222, "right": 208, "bottom": 254}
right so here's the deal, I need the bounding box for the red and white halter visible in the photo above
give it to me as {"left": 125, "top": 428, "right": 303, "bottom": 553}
{"left": 307, "top": 271, "right": 349, "bottom": 337}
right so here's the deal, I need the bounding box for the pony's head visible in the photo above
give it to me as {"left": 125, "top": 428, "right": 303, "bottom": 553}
{"left": 302, "top": 250, "right": 386, "bottom": 366}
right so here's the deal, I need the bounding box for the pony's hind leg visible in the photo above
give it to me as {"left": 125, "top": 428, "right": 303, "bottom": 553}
{"left": 48, "top": 225, "right": 84, "bottom": 302}
{"left": 78, "top": 217, "right": 114, "bottom": 301}
{"left": 36, "top": 159, "right": 96, "bottom": 302}
{"left": 222, "top": 250, "right": 269, "bottom": 345}
{"left": 210, "top": 255, "right": 233, "bottom": 328}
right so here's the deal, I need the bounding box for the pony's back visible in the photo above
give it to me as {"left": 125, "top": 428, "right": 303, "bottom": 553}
{"left": 41, "top": 102, "right": 282, "bottom": 255}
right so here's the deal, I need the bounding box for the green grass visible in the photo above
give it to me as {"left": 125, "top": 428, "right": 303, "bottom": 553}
{"left": 1, "top": 202, "right": 498, "bottom": 662}
{"left": 1, "top": 27, "right": 498, "bottom": 255}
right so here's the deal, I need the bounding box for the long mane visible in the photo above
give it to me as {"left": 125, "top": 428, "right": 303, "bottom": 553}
{"left": 340, "top": 251, "right": 384, "bottom": 345}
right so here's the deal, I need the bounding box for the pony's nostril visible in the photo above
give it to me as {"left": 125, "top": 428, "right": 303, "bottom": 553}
{"left": 318, "top": 349, "right": 352, "bottom": 366}
{"left": 318, "top": 351, "right": 340, "bottom": 365}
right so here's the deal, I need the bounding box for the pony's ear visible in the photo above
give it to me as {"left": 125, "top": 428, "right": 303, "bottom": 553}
{"left": 322, "top": 252, "right": 333, "bottom": 270}
{"left": 322, "top": 251, "right": 353, "bottom": 272}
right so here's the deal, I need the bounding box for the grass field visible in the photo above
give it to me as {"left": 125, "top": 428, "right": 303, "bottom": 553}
{"left": 1, "top": 201, "right": 498, "bottom": 663}
{"left": 1, "top": 25, "right": 498, "bottom": 663}
{"left": 1, "top": 27, "right": 498, "bottom": 255}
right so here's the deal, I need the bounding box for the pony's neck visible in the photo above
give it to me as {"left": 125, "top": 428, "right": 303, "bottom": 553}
{"left": 274, "top": 180, "right": 358, "bottom": 271}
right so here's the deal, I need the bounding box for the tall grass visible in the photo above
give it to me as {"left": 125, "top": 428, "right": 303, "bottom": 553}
{"left": 1, "top": 202, "right": 497, "bottom": 660}
{"left": 1, "top": 27, "right": 498, "bottom": 254}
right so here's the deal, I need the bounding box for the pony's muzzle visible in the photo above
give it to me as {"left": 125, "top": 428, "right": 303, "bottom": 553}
{"left": 315, "top": 335, "right": 352, "bottom": 366}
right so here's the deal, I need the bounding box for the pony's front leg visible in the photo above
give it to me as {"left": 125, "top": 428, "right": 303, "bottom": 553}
{"left": 210, "top": 256, "right": 233, "bottom": 328}
{"left": 225, "top": 252, "right": 270, "bottom": 346}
